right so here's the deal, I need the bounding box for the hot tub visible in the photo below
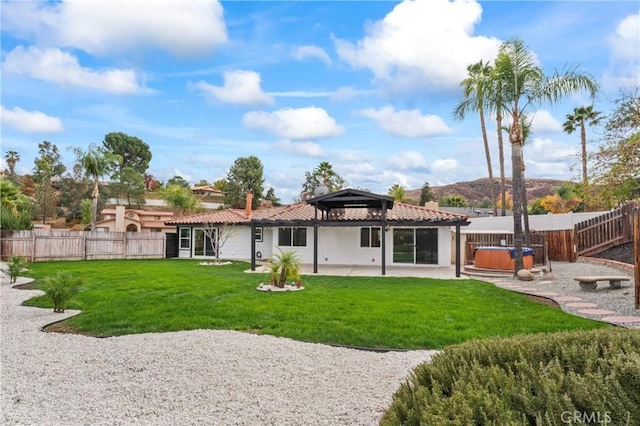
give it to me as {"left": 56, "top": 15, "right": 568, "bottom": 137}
{"left": 473, "top": 246, "right": 534, "bottom": 270}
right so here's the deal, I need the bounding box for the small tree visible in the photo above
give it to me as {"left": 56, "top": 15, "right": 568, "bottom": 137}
{"left": 2, "top": 256, "right": 29, "bottom": 283}
{"left": 439, "top": 194, "right": 469, "bottom": 207}
{"left": 201, "top": 222, "right": 238, "bottom": 262}
{"left": 42, "top": 271, "right": 83, "bottom": 313}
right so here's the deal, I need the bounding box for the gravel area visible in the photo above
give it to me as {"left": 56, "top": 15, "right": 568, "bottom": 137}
{"left": 483, "top": 260, "right": 639, "bottom": 328}
{"left": 0, "top": 275, "right": 436, "bottom": 426}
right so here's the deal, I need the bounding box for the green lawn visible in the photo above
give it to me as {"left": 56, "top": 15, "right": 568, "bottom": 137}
{"left": 22, "top": 259, "right": 608, "bottom": 349}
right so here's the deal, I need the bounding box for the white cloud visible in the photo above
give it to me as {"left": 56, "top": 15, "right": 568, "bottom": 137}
{"left": 273, "top": 140, "right": 326, "bottom": 157}
{"left": 604, "top": 12, "right": 640, "bottom": 89}
{"left": 432, "top": 158, "right": 458, "bottom": 171}
{"left": 2, "top": 46, "right": 142, "bottom": 94}
{"left": 358, "top": 106, "right": 450, "bottom": 138}
{"left": 526, "top": 138, "right": 576, "bottom": 163}
{"left": 334, "top": 0, "right": 501, "bottom": 92}
{"left": 0, "top": 105, "right": 64, "bottom": 133}
{"left": 194, "top": 70, "right": 274, "bottom": 106}
{"left": 388, "top": 151, "right": 430, "bottom": 171}
{"left": 330, "top": 86, "right": 370, "bottom": 101}
{"left": 292, "top": 45, "right": 331, "bottom": 66}
{"left": 530, "top": 109, "right": 563, "bottom": 134}
{"left": 243, "top": 107, "right": 343, "bottom": 140}
{"left": 1, "top": 0, "right": 227, "bottom": 57}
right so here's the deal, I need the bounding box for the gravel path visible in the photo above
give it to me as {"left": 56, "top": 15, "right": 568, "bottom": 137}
{"left": 481, "top": 259, "right": 640, "bottom": 329}
{"left": 0, "top": 275, "right": 436, "bottom": 426}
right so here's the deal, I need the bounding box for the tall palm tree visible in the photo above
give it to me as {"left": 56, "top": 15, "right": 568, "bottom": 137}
{"left": 562, "top": 105, "right": 602, "bottom": 184}
{"left": 4, "top": 150, "right": 20, "bottom": 175}
{"left": 454, "top": 60, "right": 497, "bottom": 216}
{"left": 74, "top": 145, "right": 117, "bottom": 232}
{"left": 493, "top": 37, "right": 598, "bottom": 273}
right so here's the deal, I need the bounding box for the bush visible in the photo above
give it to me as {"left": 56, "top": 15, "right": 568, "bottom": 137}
{"left": 42, "top": 271, "right": 83, "bottom": 313}
{"left": 381, "top": 329, "right": 640, "bottom": 425}
{"left": 2, "top": 256, "right": 29, "bottom": 283}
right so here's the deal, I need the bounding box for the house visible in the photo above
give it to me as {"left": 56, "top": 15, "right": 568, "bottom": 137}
{"left": 191, "top": 185, "right": 224, "bottom": 197}
{"left": 165, "top": 189, "right": 471, "bottom": 276}
{"left": 97, "top": 205, "right": 175, "bottom": 233}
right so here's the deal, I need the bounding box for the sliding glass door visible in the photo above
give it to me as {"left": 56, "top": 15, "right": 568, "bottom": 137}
{"left": 393, "top": 228, "right": 438, "bottom": 265}
{"left": 194, "top": 228, "right": 217, "bottom": 257}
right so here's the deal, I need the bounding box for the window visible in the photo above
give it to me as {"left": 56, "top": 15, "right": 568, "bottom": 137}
{"left": 254, "top": 227, "right": 263, "bottom": 242}
{"left": 360, "top": 227, "right": 381, "bottom": 247}
{"left": 278, "top": 227, "right": 307, "bottom": 247}
{"left": 180, "top": 228, "right": 191, "bottom": 249}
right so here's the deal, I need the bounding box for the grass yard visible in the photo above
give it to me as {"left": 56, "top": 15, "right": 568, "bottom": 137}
{"left": 23, "top": 259, "right": 608, "bottom": 349}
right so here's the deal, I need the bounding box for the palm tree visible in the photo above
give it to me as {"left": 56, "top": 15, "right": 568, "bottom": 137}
{"left": 562, "top": 105, "right": 602, "bottom": 184}
{"left": 4, "top": 150, "right": 20, "bottom": 175}
{"left": 454, "top": 60, "right": 497, "bottom": 216}
{"left": 74, "top": 145, "right": 117, "bottom": 232}
{"left": 493, "top": 37, "right": 598, "bottom": 273}
{"left": 388, "top": 184, "right": 406, "bottom": 202}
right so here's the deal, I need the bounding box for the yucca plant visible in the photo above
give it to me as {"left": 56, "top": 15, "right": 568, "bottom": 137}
{"left": 271, "top": 250, "right": 301, "bottom": 287}
{"left": 2, "top": 256, "right": 29, "bottom": 283}
{"left": 42, "top": 271, "right": 83, "bottom": 313}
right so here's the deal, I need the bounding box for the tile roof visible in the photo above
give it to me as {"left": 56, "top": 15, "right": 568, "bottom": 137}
{"left": 166, "top": 202, "right": 469, "bottom": 225}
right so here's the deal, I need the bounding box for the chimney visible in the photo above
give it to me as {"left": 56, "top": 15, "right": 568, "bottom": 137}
{"left": 245, "top": 190, "right": 253, "bottom": 218}
{"left": 424, "top": 201, "right": 439, "bottom": 210}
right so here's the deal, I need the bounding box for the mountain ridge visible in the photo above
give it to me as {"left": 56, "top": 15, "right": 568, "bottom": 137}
{"left": 406, "top": 177, "right": 569, "bottom": 205}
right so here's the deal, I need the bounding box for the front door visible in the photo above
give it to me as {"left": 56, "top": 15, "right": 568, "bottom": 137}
{"left": 393, "top": 228, "right": 438, "bottom": 265}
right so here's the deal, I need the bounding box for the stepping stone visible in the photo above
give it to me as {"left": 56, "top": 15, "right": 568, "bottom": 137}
{"left": 532, "top": 292, "right": 559, "bottom": 297}
{"left": 538, "top": 280, "right": 554, "bottom": 284}
{"left": 516, "top": 287, "right": 536, "bottom": 292}
{"left": 555, "top": 296, "right": 583, "bottom": 302}
{"left": 601, "top": 316, "right": 640, "bottom": 323}
{"left": 578, "top": 309, "right": 616, "bottom": 315}
{"left": 565, "top": 302, "right": 598, "bottom": 309}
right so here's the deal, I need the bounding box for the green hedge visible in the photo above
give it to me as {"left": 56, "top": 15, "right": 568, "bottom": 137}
{"left": 381, "top": 329, "right": 640, "bottom": 425}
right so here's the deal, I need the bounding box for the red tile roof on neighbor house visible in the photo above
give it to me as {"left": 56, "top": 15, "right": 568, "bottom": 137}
{"left": 165, "top": 203, "right": 469, "bottom": 225}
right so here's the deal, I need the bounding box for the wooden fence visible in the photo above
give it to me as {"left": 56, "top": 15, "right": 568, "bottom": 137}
{"left": 466, "top": 202, "right": 638, "bottom": 265}
{"left": 0, "top": 230, "right": 166, "bottom": 262}
{"left": 575, "top": 202, "right": 636, "bottom": 257}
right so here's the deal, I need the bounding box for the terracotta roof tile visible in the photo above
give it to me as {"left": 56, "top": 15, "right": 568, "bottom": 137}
{"left": 166, "top": 202, "right": 468, "bottom": 225}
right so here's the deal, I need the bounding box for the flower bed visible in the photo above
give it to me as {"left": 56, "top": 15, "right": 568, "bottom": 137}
{"left": 256, "top": 283, "right": 305, "bottom": 292}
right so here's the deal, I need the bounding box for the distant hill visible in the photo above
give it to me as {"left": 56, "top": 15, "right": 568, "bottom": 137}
{"left": 406, "top": 178, "right": 569, "bottom": 205}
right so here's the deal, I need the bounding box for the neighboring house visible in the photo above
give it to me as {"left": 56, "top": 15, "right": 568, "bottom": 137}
{"left": 192, "top": 185, "right": 224, "bottom": 197}
{"left": 166, "top": 189, "right": 471, "bottom": 276}
{"left": 97, "top": 205, "right": 175, "bottom": 233}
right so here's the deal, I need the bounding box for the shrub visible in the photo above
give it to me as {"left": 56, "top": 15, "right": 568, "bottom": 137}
{"left": 2, "top": 256, "right": 29, "bottom": 283}
{"left": 42, "top": 271, "right": 83, "bottom": 313}
{"left": 381, "top": 329, "right": 640, "bottom": 425}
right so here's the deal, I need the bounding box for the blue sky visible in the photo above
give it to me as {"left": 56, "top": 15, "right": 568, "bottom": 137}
{"left": 1, "top": 0, "right": 638, "bottom": 203}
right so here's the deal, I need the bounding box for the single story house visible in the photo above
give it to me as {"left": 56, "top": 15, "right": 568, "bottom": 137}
{"left": 97, "top": 205, "right": 175, "bottom": 233}
{"left": 165, "top": 189, "right": 471, "bottom": 276}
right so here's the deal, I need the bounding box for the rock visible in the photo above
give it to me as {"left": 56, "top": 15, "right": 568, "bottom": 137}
{"left": 517, "top": 269, "right": 535, "bottom": 281}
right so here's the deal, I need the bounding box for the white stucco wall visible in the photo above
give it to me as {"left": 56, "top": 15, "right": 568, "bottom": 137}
{"left": 177, "top": 225, "right": 453, "bottom": 267}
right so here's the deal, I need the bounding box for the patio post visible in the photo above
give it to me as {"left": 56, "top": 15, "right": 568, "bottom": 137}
{"left": 313, "top": 206, "right": 318, "bottom": 273}
{"left": 381, "top": 202, "right": 387, "bottom": 276}
{"left": 455, "top": 221, "right": 461, "bottom": 277}
{"left": 250, "top": 221, "right": 256, "bottom": 271}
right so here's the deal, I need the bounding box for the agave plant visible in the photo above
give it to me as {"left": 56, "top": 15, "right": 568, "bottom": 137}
{"left": 271, "top": 250, "right": 301, "bottom": 288}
